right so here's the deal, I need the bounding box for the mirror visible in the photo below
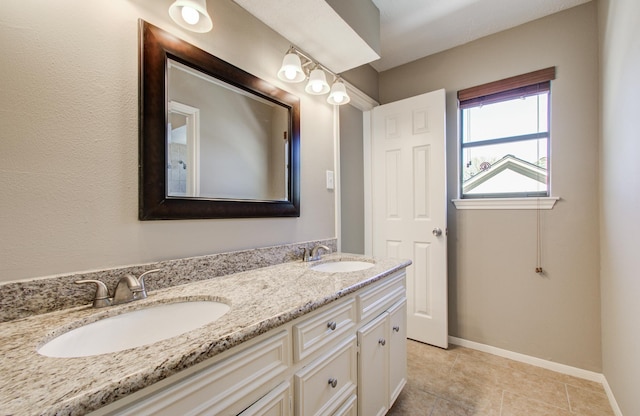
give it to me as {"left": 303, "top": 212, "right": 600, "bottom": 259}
{"left": 139, "top": 20, "right": 300, "bottom": 220}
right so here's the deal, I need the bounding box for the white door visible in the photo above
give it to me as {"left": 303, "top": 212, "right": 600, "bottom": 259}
{"left": 370, "top": 89, "right": 448, "bottom": 348}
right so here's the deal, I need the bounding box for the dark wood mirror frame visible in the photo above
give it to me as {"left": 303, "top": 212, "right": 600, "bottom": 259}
{"left": 139, "top": 20, "right": 300, "bottom": 220}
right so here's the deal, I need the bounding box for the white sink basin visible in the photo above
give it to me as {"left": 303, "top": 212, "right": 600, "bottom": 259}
{"left": 310, "top": 261, "right": 375, "bottom": 273}
{"left": 38, "top": 301, "right": 230, "bottom": 358}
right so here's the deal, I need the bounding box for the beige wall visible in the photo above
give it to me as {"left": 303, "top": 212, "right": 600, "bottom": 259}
{"left": 598, "top": 0, "right": 640, "bottom": 413}
{"left": 339, "top": 104, "right": 365, "bottom": 255}
{"left": 342, "top": 63, "right": 380, "bottom": 103}
{"left": 380, "top": 3, "right": 601, "bottom": 371}
{"left": 0, "top": 0, "right": 336, "bottom": 283}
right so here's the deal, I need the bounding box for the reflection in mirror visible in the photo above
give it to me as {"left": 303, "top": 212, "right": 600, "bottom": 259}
{"left": 168, "top": 102, "right": 199, "bottom": 196}
{"left": 167, "top": 60, "right": 289, "bottom": 201}
{"left": 139, "top": 20, "right": 300, "bottom": 220}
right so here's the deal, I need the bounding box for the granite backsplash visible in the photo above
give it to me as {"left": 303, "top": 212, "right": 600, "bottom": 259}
{"left": 0, "top": 239, "right": 337, "bottom": 323}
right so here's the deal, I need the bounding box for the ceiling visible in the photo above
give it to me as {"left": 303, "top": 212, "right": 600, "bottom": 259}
{"left": 235, "top": 0, "right": 592, "bottom": 74}
{"left": 370, "top": 0, "right": 592, "bottom": 71}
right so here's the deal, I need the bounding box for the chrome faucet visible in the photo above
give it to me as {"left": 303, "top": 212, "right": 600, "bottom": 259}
{"left": 302, "top": 244, "right": 331, "bottom": 262}
{"left": 76, "top": 269, "right": 161, "bottom": 308}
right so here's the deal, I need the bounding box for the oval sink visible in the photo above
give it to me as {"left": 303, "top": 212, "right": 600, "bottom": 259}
{"left": 310, "top": 261, "right": 375, "bottom": 273}
{"left": 38, "top": 301, "right": 230, "bottom": 358}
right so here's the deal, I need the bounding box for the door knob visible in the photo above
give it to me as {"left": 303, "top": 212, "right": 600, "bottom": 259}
{"left": 432, "top": 228, "right": 442, "bottom": 237}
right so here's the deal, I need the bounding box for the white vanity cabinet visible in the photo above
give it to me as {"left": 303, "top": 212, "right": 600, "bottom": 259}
{"left": 357, "top": 300, "right": 407, "bottom": 416}
{"left": 237, "top": 381, "right": 292, "bottom": 416}
{"left": 91, "top": 270, "right": 407, "bottom": 416}
{"left": 95, "top": 330, "right": 290, "bottom": 416}
{"left": 293, "top": 336, "right": 357, "bottom": 416}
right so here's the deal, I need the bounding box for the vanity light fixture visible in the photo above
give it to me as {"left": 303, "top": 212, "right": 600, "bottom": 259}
{"left": 327, "top": 79, "right": 351, "bottom": 105}
{"left": 277, "top": 49, "right": 306, "bottom": 83}
{"left": 305, "top": 66, "right": 330, "bottom": 95}
{"left": 277, "top": 46, "right": 351, "bottom": 105}
{"left": 169, "top": 0, "right": 213, "bottom": 33}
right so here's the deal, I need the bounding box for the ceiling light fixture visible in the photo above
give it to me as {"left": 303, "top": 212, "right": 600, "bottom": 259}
{"left": 277, "top": 46, "right": 351, "bottom": 106}
{"left": 169, "top": 0, "right": 213, "bottom": 33}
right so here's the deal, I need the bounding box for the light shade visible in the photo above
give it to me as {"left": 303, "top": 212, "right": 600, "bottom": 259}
{"left": 277, "top": 53, "right": 305, "bottom": 83}
{"left": 305, "top": 67, "right": 330, "bottom": 95}
{"left": 327, "top": 80, "right": 351, "bottom": 105}
{"left": 169, "top": 0, "right": 213, "bottom": 33}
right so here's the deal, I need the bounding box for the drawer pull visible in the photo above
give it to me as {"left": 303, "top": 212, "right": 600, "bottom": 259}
{"left": 378, "top": 338, "right": 386, "bottom": 346}
{"left": 393, "top": 325, "right": 400, "bottom": 332}
{"left": 327, "top": 321, "right": 337, "bottom": 331}
{"left": 328, "top": 378, "right": 338, "bottom": 388}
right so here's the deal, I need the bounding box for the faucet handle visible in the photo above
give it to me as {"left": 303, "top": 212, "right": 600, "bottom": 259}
{"left": 75, "top": 279, "right": 111, "bottom": 308}
{"left": 136, "top": 269, "right": 161, "bottom": 299}
{"left": 300, "top": 247, "right": 310, "bottom": 262}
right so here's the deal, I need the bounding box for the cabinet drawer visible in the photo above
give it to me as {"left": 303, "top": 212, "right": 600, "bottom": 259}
{"left": 238, "top": 381, "right": 291, "bottom": 416}
{"left": 357, "top": 272, "right": 405, "bottom": 322}
{"left": 115, "top": 331, "right": 289, "bottom": 416}
{"left": 294, "top": 336, "right": 357, "bottom": 416}
{"left": 293, "top": 299, "right": 356, "bottom": 362}
{"left": 333, "top": 394, "right": 357, "bottom": 416}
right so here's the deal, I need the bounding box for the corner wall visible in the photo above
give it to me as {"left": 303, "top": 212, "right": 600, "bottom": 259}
{"left": 0, "top": 0, "right": 336, "bottom": 282}
{"left": 598, "top": 0, "right": 640, "bottom": 414}
{"left": 379, "top": 3, "right": 601, "bottom": 371}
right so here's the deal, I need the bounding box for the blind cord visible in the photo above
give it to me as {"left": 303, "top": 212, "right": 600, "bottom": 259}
{"left": 535, "top": 200, "right": 544, "bottom": 274}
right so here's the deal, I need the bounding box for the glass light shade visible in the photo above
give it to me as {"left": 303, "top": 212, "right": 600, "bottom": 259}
{"left": 327, "top": 81, "right": 351, "bottom": 105}
{"left": 305, "top": 68, "right": 330, "bottom": 95}
{"left": 181, "top": 6, "right": 200, "bottom": 25}
{"left": 169, "top": 0, "right": 213, "bottom": 33}
{"left": 277, "top": 53, "right": 305, "bottom": 83}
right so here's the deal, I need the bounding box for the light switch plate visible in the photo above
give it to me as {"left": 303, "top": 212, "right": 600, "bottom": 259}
{"left": 326, "top": 170, "right": 334, "bottom": 190}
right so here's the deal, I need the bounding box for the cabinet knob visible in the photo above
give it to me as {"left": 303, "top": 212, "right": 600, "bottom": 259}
{"left": 328, "top": 378, "right": 338, "bottom": 388}
{"left": 378, "top": 338, "right": 386, "bottom": 346}
{"left": 327, "top": 321, "right": 337, "bottom": 331}
{"left": 393, "top": 325, "right": 400, "bottom": 332}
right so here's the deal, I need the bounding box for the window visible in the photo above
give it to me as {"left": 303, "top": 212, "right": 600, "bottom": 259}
{"left": 458, "top": 67, "right": 555, "bottom": 199}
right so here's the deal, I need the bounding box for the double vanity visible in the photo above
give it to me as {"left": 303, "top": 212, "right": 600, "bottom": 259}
{"left": 0, "top": 251, "right": 410, "bottom": 415}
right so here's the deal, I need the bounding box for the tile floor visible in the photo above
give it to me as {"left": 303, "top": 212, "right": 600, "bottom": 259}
{"left": 388, "top": 340, "right": 615, "bottom": 416}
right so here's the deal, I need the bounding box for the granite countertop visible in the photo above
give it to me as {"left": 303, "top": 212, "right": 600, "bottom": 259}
{"left": 0, "top": 253, "right": 410, "bottom": 416}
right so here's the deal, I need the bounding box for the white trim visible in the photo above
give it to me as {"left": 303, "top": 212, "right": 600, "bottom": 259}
{"left": 333, "top": 105, "right": 342, "bottom": 252}
{"left": 449, "top": 336, "right": 602, "bottom": 382}
{"left": 343, "top": 80, "right": 379, "bottom": 112}
{"left": 452, "top": 196, "right": 559, "bottom": 210}
{"left": 449, "top": 336, "right": 623, "bottom": 415}
{"left": 602, "top": 377, "right": 624, "bottom": 416}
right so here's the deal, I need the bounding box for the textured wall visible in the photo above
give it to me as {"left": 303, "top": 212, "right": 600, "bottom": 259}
{"left": 379, "top": 3, "right": 601, "bottom": 371}
{"left": 598, "top": 0, "right": 640, "bottom": 413}
{"left": 0, "top": 0, "right": 336, "bottom": 282}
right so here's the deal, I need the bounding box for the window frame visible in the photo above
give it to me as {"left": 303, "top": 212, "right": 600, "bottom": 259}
{"left": 456, "top": 67, "right": 556, "bottom": 201}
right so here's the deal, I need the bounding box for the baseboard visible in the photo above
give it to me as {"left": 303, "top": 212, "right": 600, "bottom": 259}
{"left": 449, "top": 336, "right": 601, "bottom": 381}
{"left": 448, "top": 336, "right": 623, "bottom": 415}
{"left": 601, "top": 376, "right": 624, "bottom": 416}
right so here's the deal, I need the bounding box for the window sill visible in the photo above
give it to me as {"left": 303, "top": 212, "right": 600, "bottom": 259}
{"left": 452, "top": 197, "right": 560, "bottom": 210}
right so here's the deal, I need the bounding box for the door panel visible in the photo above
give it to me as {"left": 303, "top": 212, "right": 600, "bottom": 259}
{"left": 371, "top": 89, "right": 447, "bottom": 348}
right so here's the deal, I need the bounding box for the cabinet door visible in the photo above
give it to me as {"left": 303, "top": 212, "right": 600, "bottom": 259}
{"left": 388, "top": 299, "right": 407, "bottom": 406}
{"left": 357, "top": 312, "right": 389, "bottom": 416}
